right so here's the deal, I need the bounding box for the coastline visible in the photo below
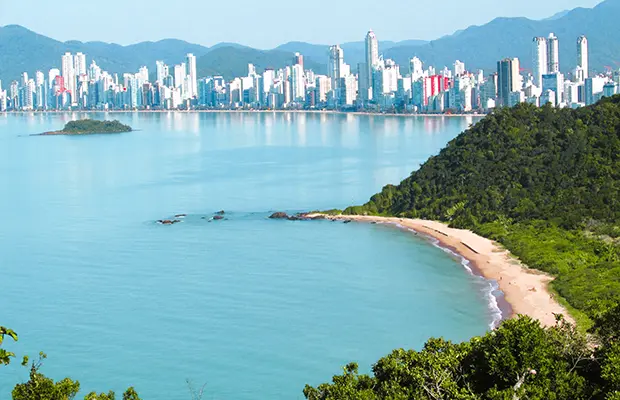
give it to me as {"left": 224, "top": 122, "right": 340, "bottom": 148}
{"left": 310, "top": 214, "right": 573, "bottom": 328}
{"left": 0, "top": 109, "right": 487, "bottom": 118}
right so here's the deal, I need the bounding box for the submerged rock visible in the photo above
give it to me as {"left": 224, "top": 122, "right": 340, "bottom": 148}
{"left": 157, "top": 219, "right": 181, "bottom": 225}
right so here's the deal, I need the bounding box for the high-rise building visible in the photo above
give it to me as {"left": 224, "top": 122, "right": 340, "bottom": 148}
{"left": 547, "top": 33, "right": 560, "bottom": 73}
{"left": 74, "top": 53, "right": 87, "bottom": 76}
{"left": 156, "top": 61, "right": 167, "bottom": 84}
{"left": 533, "top": 37, "right": 548, "bottom": 88}
{"left": 61, "top": 52, "right": 76, "bottom": 101}
{"left": 454, "top": 60, "right": 465, "bottom": 77}
{"left": 362, "top": 30, "right": 379, "bottom": 100}
{"left": 186, "top": 54, "right": 197, "bottom": 98}
{"left": 497, "top": 58, "right": 521, "bottom": 107}
{"left": 291, "top": 63, "right": 305, "bottom": 102}
{"left": 328, "top": 45, "right": 344, "bottom": 91}
{"left": 293, "top": 53, "right": 304, "bottom": 70}
{"left": 577, "top": 36, "right": 588, "bottom": 80}
{"left": 410, "top": 57, "right": 424, "bottom": 81}
{"left": 174, "top": 63, "right": 186, "bottom": 90}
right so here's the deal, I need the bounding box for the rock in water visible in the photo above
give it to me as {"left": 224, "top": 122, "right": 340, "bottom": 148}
{"left": 269, "top": 212, "right": 289, "bottom": 219}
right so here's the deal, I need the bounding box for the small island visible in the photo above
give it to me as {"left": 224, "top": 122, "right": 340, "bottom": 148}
{"left": 40, "top": 119, "right": 133, "bottom": 135}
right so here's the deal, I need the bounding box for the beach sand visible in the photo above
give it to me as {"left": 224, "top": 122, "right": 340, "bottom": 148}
{"left": 309, "top": 214, "right": 573, "bottom": 328}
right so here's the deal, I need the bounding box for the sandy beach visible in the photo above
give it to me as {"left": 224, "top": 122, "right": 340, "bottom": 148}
{"left": 309, "top": 214, "right": 573, "bottom": 328}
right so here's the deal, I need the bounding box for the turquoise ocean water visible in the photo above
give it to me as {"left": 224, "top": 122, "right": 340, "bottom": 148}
{"left": 0, "top": 112, "right": 497, "bottom": 399}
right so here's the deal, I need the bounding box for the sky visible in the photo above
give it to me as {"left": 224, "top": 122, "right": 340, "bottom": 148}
{"left": 0, "top": 0, "right": 605, "bottom": 48}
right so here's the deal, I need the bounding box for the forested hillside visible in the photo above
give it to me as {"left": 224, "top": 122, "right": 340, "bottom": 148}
{"left": 305, "top": 96, "right": 620, "bottom": 400}
{"left": 344, "top": 98, "right": 620, "bottom": 320}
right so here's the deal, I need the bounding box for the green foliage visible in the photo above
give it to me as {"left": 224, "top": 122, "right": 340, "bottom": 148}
{"left": 345, "top": 99, "right": 620, "bottom": 319}
{"left": 60, "top": 120, "right": 132, "bottom": 134}
{"left": 12, "top": 353, "right": 81, "bottom": 400}
{"left": 7, "top": 351, "right": 140, "bottom": 400}
{"left": 305, "top": 316, "right": 608, "bottom": 399}
{"left": 122, "top": 388, "right": 141, "bottom": 400}
{"left": 84, "top": 392, "right": 115, "bottom": 400}
{"left": 0, "top": 326, "right": 18, "bottom": 365}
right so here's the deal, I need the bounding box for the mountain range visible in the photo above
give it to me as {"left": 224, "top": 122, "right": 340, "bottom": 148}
{"left": 1, "top": 0, "right": 619, "bottom": 85}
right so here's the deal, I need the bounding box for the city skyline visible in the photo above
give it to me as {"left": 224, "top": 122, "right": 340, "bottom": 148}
{"left": 0, "top": 0, "right": 603, "bottom": 48}
{"left": 1, "top": 27, "right": 615, "bottom": 114}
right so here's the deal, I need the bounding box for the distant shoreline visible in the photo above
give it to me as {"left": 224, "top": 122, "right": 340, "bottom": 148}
{"left": 308, "top": 214, "right": 573, "bottom": 329}
{"left": 0, "top": 110, "right": 487, "bottom": 118}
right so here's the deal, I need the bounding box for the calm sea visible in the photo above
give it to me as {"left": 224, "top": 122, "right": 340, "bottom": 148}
{"left": 0, "top": 112, "right": 495, "bottom": 399}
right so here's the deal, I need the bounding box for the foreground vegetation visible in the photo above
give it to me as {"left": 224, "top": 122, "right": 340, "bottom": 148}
{"left": 51, "top": 119, "right": 132, "bottom": 135}
{"left": 304, "top": 309, "right": 620, "bottom": 399}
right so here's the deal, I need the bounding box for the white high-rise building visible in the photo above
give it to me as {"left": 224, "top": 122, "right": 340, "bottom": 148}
{"left": 174, "top": 63, "right": 186, "bottom": 90}
{"left": 61, "top": 52, "right": 76, "bottom": 100}
{"left": 362, "top": 30, "right": 379, "bottom": 100}
{"left": 328, "top": 45, "right": 344, "bottom": 91}
{"left": 454, "top": 60, "right": 465, "bottom": 77}
{"left": 409, "top": 57, "right": 424, "bottom": 81}
{"left": 74, "top": 53, "right": 87, "bottom": 76}
{"left": 577, "top": 36, "right": 588, "bottom": 80}
{"left": 48, "top": 68, "right": 60, "bottom": 89}
{"left": 533, "top": 37, "right": 548, "bottom": 88}
{"left": 156, "top": 61, "right": 167, "bottom": 84}
{"left": 186, "top": 53, "right": 197, "bottom": 98}
{"left": 138, "top": 66, "right": 149, "bottom": 83}
{"left": 291, "top": 63, "right": 305, "bottom": 102}
{"left": 547, "top": 33, "right": 560, "bottom": 73}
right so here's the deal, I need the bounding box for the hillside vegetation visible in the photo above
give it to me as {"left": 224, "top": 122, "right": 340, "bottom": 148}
{"left": 305, "top": 97, "right": 620, "bottom": 400}
{"left": 344, "top": 98, "right": 620, "bottom": 320}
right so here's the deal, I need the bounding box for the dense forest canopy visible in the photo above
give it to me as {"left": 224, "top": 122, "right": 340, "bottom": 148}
{"left": 59, "top": 119, "right": 132, "bottom": 134}
{"left": 345, "top": 98, "right": 620, "bottom": 319}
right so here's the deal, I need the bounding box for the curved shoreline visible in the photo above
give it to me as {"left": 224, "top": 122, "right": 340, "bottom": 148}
{"left": 309, "top": 214, "right": 573, "bottom": 328}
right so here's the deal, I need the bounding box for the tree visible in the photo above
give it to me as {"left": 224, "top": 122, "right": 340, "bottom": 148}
{"left": 0, "top": 326, "right": 18, "bottom": 366}
{"left": 12, "top": 353, "right": 80, "bottom": 400}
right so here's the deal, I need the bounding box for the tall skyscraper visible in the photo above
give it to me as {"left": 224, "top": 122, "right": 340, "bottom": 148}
{"left": 577, "top": 36, "right": 589, "bottom": 80}
{"left": 533, "top": 37, "right": 548, "bottom": 88}
{"left": 156, "top": 61, "right": 167, "bottom": 84}
{"left": 74, "top": 53, "right": 87, "bottom": 76}
{"left": 291, "top": 63, "right": 305, "bottom": 102}
{"left": 61, "top": 52, "right": 76, "bottom": 100}
{"left": 409, "top": 57, "right": 424, "bottom": 81}
{"left": 497, "top": 58, "right": 520, "bottom": 107}
{"left": 293, "top": 52, "right": 304, "bottom": 70}
{"left": 174, "top": 63, "right": 186, "bottom": 90}
{"left": 547, "top": 33, "right": 560, "bottom": 73}
{"left": 328, "top": 45, "right": 344, "bottom": 91}
{"left": 454, "top": 60, "right": 465, "bottom": 77}
{"left": 363, "top": 30, "right": 379, "bottom": 100}
{"left": 186, "top": 54, "right": 197, "bottom": 98}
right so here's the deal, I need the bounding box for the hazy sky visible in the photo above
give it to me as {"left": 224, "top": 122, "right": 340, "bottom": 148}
{"left": 0, "top": 0, "right": 604, "bottom": 48}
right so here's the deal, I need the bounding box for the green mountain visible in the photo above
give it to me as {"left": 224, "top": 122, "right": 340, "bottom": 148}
{"left": 196, "top": 46, "right": 327, "bottom": 79}
{"left": 0, "top": 25, "right": 327, "bottom": 84}
{"left": 0, "top": 25, "right": 210, "bottom": 85}
{"left": 384, "top": 0, "right": 620, "bottom": 73}
{"left": 345, "top": 98, "right": 620, "bottom": 321}
{"left": 275, "top": 39, "right": 428, "bottom": 69}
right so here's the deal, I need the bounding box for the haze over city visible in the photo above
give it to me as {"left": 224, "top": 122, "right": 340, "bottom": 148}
{"left": 0, "top": 0, "right": 603, "bottom": 47}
